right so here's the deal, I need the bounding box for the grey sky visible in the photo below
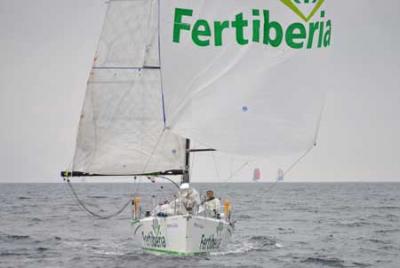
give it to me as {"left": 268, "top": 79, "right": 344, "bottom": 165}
{"left": 0, "top": 0, "right": 399, "bottom": 182}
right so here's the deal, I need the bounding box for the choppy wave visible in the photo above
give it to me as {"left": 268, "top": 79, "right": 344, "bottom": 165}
{"left": 301, "top": 256, "right": 346, "bottom": 267}
{"left": 0, "top": 233, "right": 31, "bottom": 240}
{"left": 88, "top": 195, "right": 108, "bottom": 199}
{"left": 0, "top": 252, "right": 29, "bottom": 257}
{"left": 375, "top": 229, "right": 400, "bottom": 234}
{"left": 212, "top": 235, "right": 282, "bottom": 257}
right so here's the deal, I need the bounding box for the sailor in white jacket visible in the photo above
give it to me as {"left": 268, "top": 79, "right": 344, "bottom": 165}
{"left": 203, "top": 190, "right": 221, "bottom": 218}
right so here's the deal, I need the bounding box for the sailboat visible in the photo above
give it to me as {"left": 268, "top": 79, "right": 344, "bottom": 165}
{"left": 62, "top": 0, "right": 332, "bottom": 256}
{"left": 277, "top": 168, "right": 285, "bottom": 182}
{"left": 253, "top": 168, "right": 261, "bottom": 182}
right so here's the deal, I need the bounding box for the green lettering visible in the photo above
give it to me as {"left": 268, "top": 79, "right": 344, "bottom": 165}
{"left": 318, "top": 18, "right": 324, "bottom": 47}
{"left": 323, "top": 20, "right": 332, "bottom": 47}
{"left": 286, "top": 23, "right": 306, "bottom": 49}
{"left": 214, "top": 21, "right": 230, "bottom": 46}
{"left": 173, "top": 8, "right": 193, "bottom": 43}
{"left": 192, "top": 19, "right": 211, "bottom": 46}
{"left": 307, "top": 22, "right": 319, "bottom": 49}
{"left": 252, "top": 9, "right": 260, "bottom": 42}
{"left": 231, "top": 13, "right": 249, "bottom": 45}
{"left": 263, "top": 10, "right": 283, "bottom": 47}
{"left": 172, "top": 8, "right": 332, "bottom": 49}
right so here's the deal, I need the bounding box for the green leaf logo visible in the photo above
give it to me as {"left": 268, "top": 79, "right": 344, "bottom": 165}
{"left": 152, "top": 218, "right": 161, "bottom": 235}
{"left": 280, "top": 0, "right": 325, "bottom": 22}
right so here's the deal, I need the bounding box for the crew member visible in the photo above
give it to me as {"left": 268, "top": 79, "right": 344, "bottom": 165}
{"left": 203, "top": 190, "right": 221, "bottom": 217}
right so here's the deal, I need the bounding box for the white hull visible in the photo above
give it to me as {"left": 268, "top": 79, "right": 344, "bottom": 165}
{"left": 132, "top": 215, "right": 233, "bottom": 255}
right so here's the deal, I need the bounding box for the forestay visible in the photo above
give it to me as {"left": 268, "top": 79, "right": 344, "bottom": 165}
{"left": 72, "top": 0, "right": 185, "bottom": 175}
{"left": 160, "top": 0, "right": 333, "bottom": 158}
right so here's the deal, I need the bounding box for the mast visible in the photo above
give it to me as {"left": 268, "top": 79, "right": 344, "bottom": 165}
{"left": 181, "top": 139, "right": 217, "bottom": 184}
{"left": 182, "top": 139, "right": 190, "bottom": 184}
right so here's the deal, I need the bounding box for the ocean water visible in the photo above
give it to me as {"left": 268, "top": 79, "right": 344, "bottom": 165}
{"left": 1, "top": 182, "right": 399, "bottom": 268}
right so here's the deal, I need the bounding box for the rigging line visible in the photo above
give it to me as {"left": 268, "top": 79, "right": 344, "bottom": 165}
{"left": 157, "top": 0, "right": 167, "bottom": 127}
{"left": 63, "top": 145, "right": 133, "bottom": 220}
{"left": 140, "top": 129, "right": 166, "bottom": 173}
{"left": 136, "top": 1, "right": 171, "bottom": 191}
{"left": 284, "top": 143, "right": 315, "bottom": 177}
{"left": 281, "top": 94, "right": 325, "bottom": 178}
{"left": 313, "top": 90, "right": 327, "bottom": 144}
{"left": 136, "top": 129, "right": 167, "bottom": 194}
{"left": 222, "top": 161, "right": 250, "bottom": 182}
{"left": 156, "top": 176, "right": 180, "bottom": 189}
{"left": 260, "top": 180, "right": 281, "bottom": 206}
{"left": 62, "top": 161, "right": 88, "bottom": 214}
{"left": 211, "top": 151, "right": 220, "bottom": 179}
{"left": 264, "top": 180, "right": 280, "bottom": 195}
{"left": 263, "top": 94, "right": 325, "bottom": 197}
{"left": 65, "top": 178, "right": 131, "bottom": 219}
{"left": 63, "top": 125, "right": 168, "bottom": 220}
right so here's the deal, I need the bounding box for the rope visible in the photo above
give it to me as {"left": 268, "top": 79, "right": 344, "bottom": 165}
{"left": 262, "top": 93, "right": 326, "bottom": 196}
{"left": 136, "top": 129, "right": 167, "bottom": 194}
{"left": 264, "top": 179, "right": 280, "bottom": 194}
{"left": 281, "top": 93, "right": 325, "bottom": 178}
{"left": 282, "top": 143, "right": 315, "bottom": 177}
{"left": 63, "top": 128, "right": 168, "bottom": 219}
{"left": 221, "top": 160, "right": 250, "bottom": 182}
{"left": 65, "top": 178, "right": 131, "bottom": 219}
{"left": 262, "top": 144, "right": 316, "bottom": 200}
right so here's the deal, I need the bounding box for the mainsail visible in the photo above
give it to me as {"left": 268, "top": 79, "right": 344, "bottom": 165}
{"left": 72, "top": 0, "right": 185, "bottom": 175}
{"left": 70, "top": 0, "right": 332, "bottom": 177}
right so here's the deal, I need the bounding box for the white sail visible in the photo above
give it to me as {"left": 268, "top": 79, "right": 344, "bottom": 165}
{"left": 72, "top": 0, "right": 185, "bottom": 174}
{"left": 160, "top": 0, "right": 332, "bottom": 158}
{"left": 94, "top": 0, "right": 159, "bottom": 67}
{"left": 73, "top": 0, "right": 334, "bottom": 174}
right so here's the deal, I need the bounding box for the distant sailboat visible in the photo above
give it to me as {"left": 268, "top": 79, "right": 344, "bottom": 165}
{"left": 253, "top": 168, "right": 261, "bottom": 182}
{"left": 277, "top": 168, "right": 285, "bottom": 182}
